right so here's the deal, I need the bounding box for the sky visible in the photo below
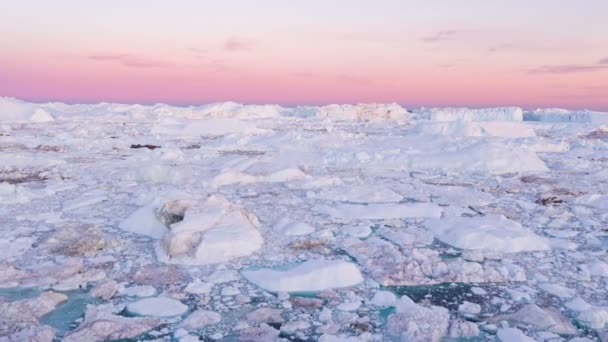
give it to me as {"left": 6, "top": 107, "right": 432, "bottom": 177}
{"left": 1, "top": 1, "right": 608, "bottom": 110}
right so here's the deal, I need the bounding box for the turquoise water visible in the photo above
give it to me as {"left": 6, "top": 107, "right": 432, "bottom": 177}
{"left": 39, "top": 291, "right": 100, "bottom": 336}
{"left": 0, "top": 286, "right": 41, "bottom": 300}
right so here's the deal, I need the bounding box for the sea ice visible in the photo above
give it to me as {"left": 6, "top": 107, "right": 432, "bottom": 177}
{"left": 425, "top": 215, "right": 551, "bottom": 253}
{"left": 156, "top": 196, "right": 263, "bottom": 265}
{"left": 119, "top": 204, "right": 168, "bottom": 238}
{"left": 319, "top": 202, "right": 442, "bottom": 220}
{"left": 126, "top": 297, "right": 188, "bottom": 317}
{"left": 242, "top": 259, "right": 364, "bottom": 293}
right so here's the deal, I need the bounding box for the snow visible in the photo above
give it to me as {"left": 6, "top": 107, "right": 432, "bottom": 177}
{"left": 126, "top": 297, "right": 188, "bottom": 317}
{"left": 242, "top": 259, "right": 364, "bottom": 293}
{"left": 425, "top": 215, "right": 552, "bottom": 253}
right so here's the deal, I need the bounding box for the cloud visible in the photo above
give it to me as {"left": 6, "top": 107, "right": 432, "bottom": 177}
{"left": 421, "top": 30, "right": 457, "bottom": 43}
{"left": 88, "top": 54, "right": 173, "bottom": 69}
{"left": 599, "top": 57, "right": 608, "bottom": 64}
{"left": 224, "top": 37, "right": 255, "bottom": 51}
{"left": 528, "top": 64, "right": 608, "bottom": 74}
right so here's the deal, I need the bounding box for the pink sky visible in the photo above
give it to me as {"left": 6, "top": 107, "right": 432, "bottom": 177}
{"left": 1, "top": 1, "right": 607, "bottom": 110}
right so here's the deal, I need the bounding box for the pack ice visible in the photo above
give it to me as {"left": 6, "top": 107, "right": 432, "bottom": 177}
{"left": 1, "top": 97, "right": 607, "bottom": 341}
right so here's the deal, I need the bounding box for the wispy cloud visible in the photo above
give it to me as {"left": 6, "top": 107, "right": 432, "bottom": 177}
{"left": 224, "top": 37, "right": 255, "bottom": 51}
{"left": 599, "top": 57, "right": 608, "bottom": 64}
{"left": 87, "top": 54, "right": 173, "bottom": 69}
{"left": 421, "top": 30, "right": 457, "bottom": 43}
{"left": 528, "top": 64, "right": 608, "bottom": 74}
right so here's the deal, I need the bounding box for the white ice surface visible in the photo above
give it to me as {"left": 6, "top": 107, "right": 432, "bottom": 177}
{"left": 242, "top": 259, "right": 364, "bottom": 293}
{"left": 425, "top": 215, "right": 551, "bottom": 253}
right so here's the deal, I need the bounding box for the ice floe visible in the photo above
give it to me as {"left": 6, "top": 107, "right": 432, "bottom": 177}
{"left": 425, "top": 215, "right": 552, "bottom": 253}
{"left": 242, "top": 259, "right": 364, "bottom": 293}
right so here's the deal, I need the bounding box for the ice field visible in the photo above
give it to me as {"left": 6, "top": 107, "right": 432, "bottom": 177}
{"left": 1, "top": 97, "right": 607, "bottom": 341}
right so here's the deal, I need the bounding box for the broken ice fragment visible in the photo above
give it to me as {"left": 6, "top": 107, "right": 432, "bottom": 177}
{"left": 242, "top": 259, "right": 364, "bottom": 293}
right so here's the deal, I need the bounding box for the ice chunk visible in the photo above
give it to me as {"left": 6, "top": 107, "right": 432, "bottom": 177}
{"left": 309, "top": 103, "right": 408, "bottom": 121}
{"left": 0, "top": 97, "right": 55, "bottom": 122}
{"left": 242, "top": 259, "right": 364, "bottom": 293}
{"left": 211, "top": 168, "right": 307, "bottom": 188}
{"left": 156, "top": 196, "right": 263, "bottom": 265}
{"left": 179, "top": 310, "right": 221, "bottom": 330}
{"left": 274, "top": 218, "right": 315, "bottom": 236}
{"left": 415, "top": 106, "right": 523, "bottom": 122}
{"left": 407, "top": 142, "right": 549, "bottom": 174}
{"left": 587, "top": 261, "right": 608, "bottom": 277}
{"left": 320, "top": 202, "right": 442, "bottom": 220}
{"left": 458, "top": 301, "right": 481, "bottom": 315}
{"left": 370, "top": 291, "right": 397, "bottom": 307}
{"left": 425, "top": 215, "right": 551, "bottom": 253}
{"left": 126, "top": 297, "right": 188, "bottom": 317}
{"left": 119, "top": 204, "right": 168, "bottom": 238}
{"left": 63, "top": 190, "right": 108, "bottom": 211}
{"left": 539, "top": 283, "right": 575, "bottom": 299}
{"left": 387, "top": 295, "right": 450, "bottom": 341}
{"left": 63, "top": 305, "right": 163, "bottom": 341}
{"left": 496, "top": 327, "right": 536, "bottom": 342}
{"left": 496, "top": 304, "right": 576, "bottom": 335}
{"left": 524, "top": 108, "right": 608, "bottom": 125}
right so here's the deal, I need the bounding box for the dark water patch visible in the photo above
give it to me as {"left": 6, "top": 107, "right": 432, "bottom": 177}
{"left": 384, "top": 283, "right": 490, "bottom": 312}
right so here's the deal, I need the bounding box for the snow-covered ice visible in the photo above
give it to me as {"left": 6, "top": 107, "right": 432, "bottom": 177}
{"left": 1, "top": 98, "right": 607, "bottom": 340}
{"left": 242, "top": 259, "right": 364, "bottom": 293}
{"left": 126, "top": 297, "right": 189, "bottom": 317}
{"left": 425, "top": 215, "right": 552, "bottom": 253}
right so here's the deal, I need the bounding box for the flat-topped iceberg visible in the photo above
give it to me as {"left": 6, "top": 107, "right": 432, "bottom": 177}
{"left": 524, "top": 108, "right": 608, "bottom": 124}
{"left": 242, "top": 259, "right": 364, "bottom": 293}
{"left": 425, "top": 215, "right": 551, "bottom": 253}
